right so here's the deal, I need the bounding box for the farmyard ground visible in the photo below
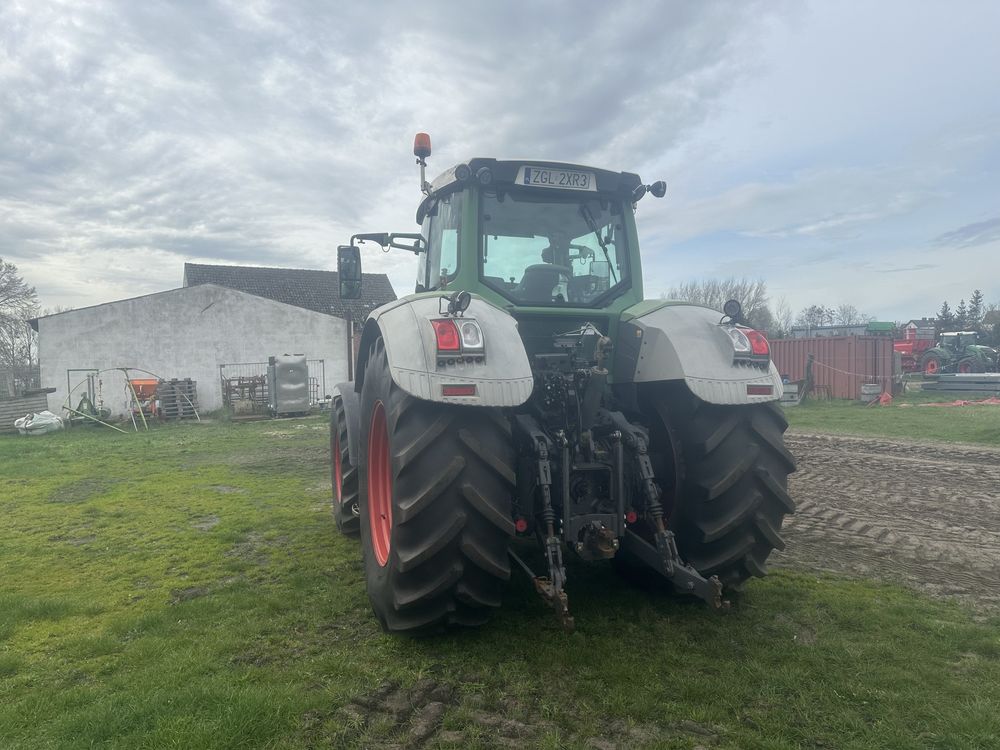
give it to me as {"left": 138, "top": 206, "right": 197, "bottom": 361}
{"left": 1, "top": 416, "right": 999, "bottom": 749}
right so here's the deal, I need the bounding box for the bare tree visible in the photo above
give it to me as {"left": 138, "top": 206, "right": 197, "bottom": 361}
{"left": 666, "top": 277, "right": 772, "bottom": 329}
{"left": 772, "top": 297, "right": 794, "bottom": 338}
{"left": 795, "top": 305, "right": 834, "bottom": 329}
{"left": 834, "top": 304, "right": 871, "bottom": 326}
{"left": 0, "top": 258, "right": 39, "bottom": 372}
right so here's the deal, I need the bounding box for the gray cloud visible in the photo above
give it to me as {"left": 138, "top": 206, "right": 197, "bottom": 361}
{"left": 0, "top": 0, "right": 778, "bottom": 305}
{"left": 1, "top": 0, "right": 998, "bottom": 321}
{"left": 933, "top": 216, "right": 1000, "bottom": 249}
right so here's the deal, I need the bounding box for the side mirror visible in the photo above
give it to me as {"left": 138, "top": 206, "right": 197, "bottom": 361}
{"left": 337, "top": 245, "right": 362, "bottom": 299}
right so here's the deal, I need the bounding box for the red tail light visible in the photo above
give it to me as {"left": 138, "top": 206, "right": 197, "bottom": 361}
{"left": 431, "top": 319, "right": 460, "bottom": 351}
{"left": 745, "top": 329, "right": 770, "bottom": 356}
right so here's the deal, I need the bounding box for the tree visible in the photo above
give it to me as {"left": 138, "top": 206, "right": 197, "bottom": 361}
{"left": 666, "top": 277, "right": 772, "bottom": 329}
{"left": 834, "top": 304, "right": 871, "bottom": 326}
{"left": 969, "top": 289, "right": 985, "bottom": 328}
{"left": 795, "top": 305, "right": 834, "bottom": 329}
{"left": 955, "top": 299, "right": 969, "bottom": 330}
{"left": 772, "top": 297, "right": 794, "bottom": 339}
{"left": 936, "top": 301, "right": 955, "bottom": 333}
{"left": 985, "top": 302, "right": 1000, "bottom": 347}
{"left": 0, "top": 258, "right": 39, "bottom": 373}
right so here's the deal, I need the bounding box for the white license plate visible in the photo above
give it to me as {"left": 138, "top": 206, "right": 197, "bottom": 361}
{"left": 516, "top": 166, "right": 596, "bottom": 191}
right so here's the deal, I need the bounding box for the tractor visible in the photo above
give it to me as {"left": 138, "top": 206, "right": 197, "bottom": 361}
{"left": 920, "top": 331, "right": 999, "bottom": 375}
{"left": 329, "top": 134, "right": 796, "bottom": 632}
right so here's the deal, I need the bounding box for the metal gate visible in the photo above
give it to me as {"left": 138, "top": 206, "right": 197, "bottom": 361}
{"left": 219, "top": 359, "right": 325, "bottom": 411}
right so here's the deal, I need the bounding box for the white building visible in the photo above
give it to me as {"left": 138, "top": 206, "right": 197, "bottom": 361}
{"left": 30, "top": 263, "right": 395, "bottom": 416}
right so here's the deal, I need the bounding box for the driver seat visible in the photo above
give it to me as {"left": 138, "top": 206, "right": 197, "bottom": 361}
{"left": 517, "top": 264, "right": 571, "bottom": 302}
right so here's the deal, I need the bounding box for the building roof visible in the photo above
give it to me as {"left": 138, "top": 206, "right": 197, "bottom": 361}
{"left": 183, "top": 262, "right": 396, "bottom": 320}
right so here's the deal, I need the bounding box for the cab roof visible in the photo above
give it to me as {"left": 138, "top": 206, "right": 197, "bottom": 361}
{"left": 419, "top": 158, "right": 643, "bottom": 223}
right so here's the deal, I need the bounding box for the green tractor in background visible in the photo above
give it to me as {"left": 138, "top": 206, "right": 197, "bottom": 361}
{"left": 330, "top": 134, "right": 796, "bottom": 632}
{"left": 920, "top": 331, "right": 999, "bottom": 375}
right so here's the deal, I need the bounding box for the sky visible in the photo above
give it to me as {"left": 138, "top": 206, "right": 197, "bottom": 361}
{"left": 2, "top": 0, "right": 999, "bottom": 321}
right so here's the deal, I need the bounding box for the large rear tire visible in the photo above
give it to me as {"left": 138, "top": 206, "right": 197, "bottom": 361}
{"left": 358, "top": 339, "right": 516, "bottom": 633}
{"left": 640, "top": 389, "right": 796, "bottom": 590}
{"left": 331, "top": 395, "right": 360, "bottom": 536}
{"left": 957, "top": 357, "right": 982, "bottom": 374}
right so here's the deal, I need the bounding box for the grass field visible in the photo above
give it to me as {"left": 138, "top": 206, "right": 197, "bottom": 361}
{"left": 784, "top": 389, "right": 1000, "bottom": 446}
{"left": 2, "top": 418, "right": 1000, "bottom": 749}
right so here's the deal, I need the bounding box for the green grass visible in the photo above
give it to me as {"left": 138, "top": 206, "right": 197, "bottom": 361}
{"left": 2, "top": 419, "right": 1000, "bottom": 748}
{"left": 784, "top": 389, "right": 1000, "bottom": 446}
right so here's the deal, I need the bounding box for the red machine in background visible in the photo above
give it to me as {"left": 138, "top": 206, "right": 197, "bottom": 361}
{"left": 894, "top": 320, "right": 935, "bottom": 373}
{"left": 129, "top": 379, "right": 159, "bottom": 419}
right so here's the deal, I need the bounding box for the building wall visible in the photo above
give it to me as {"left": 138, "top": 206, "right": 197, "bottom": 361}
{"left": 37, "top": 284, "right": 351, "bottom": 415}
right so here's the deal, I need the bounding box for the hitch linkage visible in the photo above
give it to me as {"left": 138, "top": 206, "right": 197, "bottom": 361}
{"left": 513, "top": 415, "right": 574, "bottom": 631}
{"left": 604, "top": 410, "right": 728, "bottom": 610}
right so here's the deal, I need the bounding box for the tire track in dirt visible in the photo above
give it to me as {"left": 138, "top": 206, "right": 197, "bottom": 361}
{"left": 772, "top": 432, "right": 1000, "bottom": 609}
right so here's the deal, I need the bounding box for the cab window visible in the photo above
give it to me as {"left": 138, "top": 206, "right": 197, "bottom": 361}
{"left": 479, "top": 191, "right": 629, "bottom": 306}
{"left": 416, "top": 192, "right": 463, "bottom": 292}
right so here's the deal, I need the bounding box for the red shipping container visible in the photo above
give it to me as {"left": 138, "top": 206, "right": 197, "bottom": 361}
{"left": 771, "top": 336, "right": 896, "bottom": 400}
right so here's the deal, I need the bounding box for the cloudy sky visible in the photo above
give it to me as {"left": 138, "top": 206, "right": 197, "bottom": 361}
{"left": 2, "top": 0, "right": 999, "bottom": 320}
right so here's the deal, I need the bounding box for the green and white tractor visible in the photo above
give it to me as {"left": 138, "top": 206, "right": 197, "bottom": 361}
{"left": 920, "top": 331, "right": 999, "bottom": 375}
{"left": 329, "top": 134, "right": 796, "bottom": 632}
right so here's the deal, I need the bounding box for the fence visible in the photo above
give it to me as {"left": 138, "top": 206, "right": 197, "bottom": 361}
{"left": 219, "top": 359, "right": 326, "bottom": 412}
{"left": 771, "top": 336, "right": 897, "bottom": 400}
{"left": 0, "top": 365, "right": 41, "bottom": 401}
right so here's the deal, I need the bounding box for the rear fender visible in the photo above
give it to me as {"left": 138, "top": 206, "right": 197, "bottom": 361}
{"left": 354, "top": 294, "right": 533, "bottom": 406}
{"left": 616, "top": 303, "right": 783, "bottom": 405}
{"left": 333, "top": 382, "right": 361, "bottom": 466}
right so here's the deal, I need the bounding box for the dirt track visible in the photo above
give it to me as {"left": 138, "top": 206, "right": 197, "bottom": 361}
{"left": 772, "top": 432, "right": 1000, "bottom": 610}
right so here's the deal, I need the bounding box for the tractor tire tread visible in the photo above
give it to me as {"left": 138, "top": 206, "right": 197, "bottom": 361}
{"left": 360, "top": 342, "right": 514, "bottom": 633}
{"left": 332, "top": 396, "right": 360, "bottom": 537}
{"left": 660, "top": 391, "right": 796, "bottom": 590}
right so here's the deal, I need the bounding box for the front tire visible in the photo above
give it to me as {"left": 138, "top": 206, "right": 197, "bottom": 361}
{"left": 358, "top": 339, "right": 516, "bottom": 633}
{"left": 921, "top": 354, "right": 943, "bottom": 376}
{"left": 643, "top": 389, "right": 796, "bottom": 590}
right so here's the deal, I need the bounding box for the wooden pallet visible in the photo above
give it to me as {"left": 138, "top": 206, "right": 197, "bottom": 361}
{"left": 157, "top": 379, "right": 199, "bottom": 419}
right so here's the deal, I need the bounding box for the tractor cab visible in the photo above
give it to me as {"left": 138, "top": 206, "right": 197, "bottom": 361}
{"left": 340, "top": 135, "right": 667, "bottom": 320}
{"left": 412, "top": 155, "right": 665, "bottom": 313}
{"left": 941, "top": 331, "right": 979, "bottom": 351}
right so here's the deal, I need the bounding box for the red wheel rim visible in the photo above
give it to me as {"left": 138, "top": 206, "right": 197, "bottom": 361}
{"left": 959, "top": 361, "right": 972, "bottom": 373}
{"left": 367, "top": 401, "right": 392, "bottom": 567}
{"left": 925, "top": 359, "right": 938, "bottom": 375}
{"left": 332, "top": 427, "right": 342, "bottom": 505}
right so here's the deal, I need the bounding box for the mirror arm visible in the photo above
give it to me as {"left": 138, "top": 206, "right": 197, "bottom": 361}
{"left": 388, "top": 233, "right": 426, "bottom": 255}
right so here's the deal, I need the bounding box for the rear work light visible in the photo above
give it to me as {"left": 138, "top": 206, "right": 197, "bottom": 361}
{"left": 458, "top": 320, "right": 484, "bottom": 350}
